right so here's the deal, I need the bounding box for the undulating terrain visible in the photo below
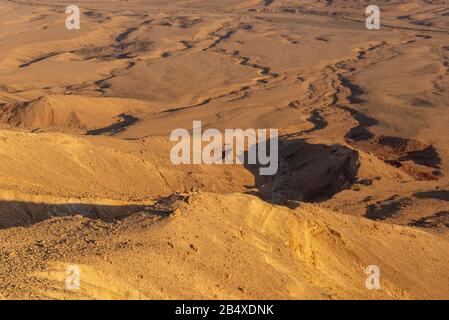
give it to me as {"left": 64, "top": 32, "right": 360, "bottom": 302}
{"left": 0, "top": 0, "right": 448, "bottom": 299}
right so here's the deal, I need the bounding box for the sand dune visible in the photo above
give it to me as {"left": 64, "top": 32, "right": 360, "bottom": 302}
{"left": 0, "top": 0, "right": 448, "bottom": 299}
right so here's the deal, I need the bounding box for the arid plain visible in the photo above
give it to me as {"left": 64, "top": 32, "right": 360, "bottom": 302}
{"left": 0, "top": 0, "right": 448, "bottom": 299}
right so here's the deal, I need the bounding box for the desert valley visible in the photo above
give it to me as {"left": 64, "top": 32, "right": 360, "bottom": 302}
{"left": 0, "top": 0, "right": 448, "bottom": 299}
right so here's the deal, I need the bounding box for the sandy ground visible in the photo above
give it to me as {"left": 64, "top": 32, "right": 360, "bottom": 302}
{"left": 0, "top": 0, "right": 448, "bottom": 299}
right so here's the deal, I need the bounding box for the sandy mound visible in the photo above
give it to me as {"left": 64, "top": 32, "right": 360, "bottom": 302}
{"left": 1, "top": 192, "right": 448, "bottom": 299}
{"left": 0, "top": 130, "right": 254, "bottom": 228}
{"left": 0, "top": 95, "right": 161, "bottom": 134}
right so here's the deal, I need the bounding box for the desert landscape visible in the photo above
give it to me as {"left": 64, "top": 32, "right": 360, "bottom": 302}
{"left": 0, "top": 0, "right": 448, "bottom": 299}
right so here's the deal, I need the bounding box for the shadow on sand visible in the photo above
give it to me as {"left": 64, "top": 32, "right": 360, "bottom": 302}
{"left": 86, "top": 113, "right": 138, "bottom": 136}
{"left": 244, "top": 136, "right": 360, "bottom": 205}
{"left": 0, "top": 194, "right": 187, "bottom": 229}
